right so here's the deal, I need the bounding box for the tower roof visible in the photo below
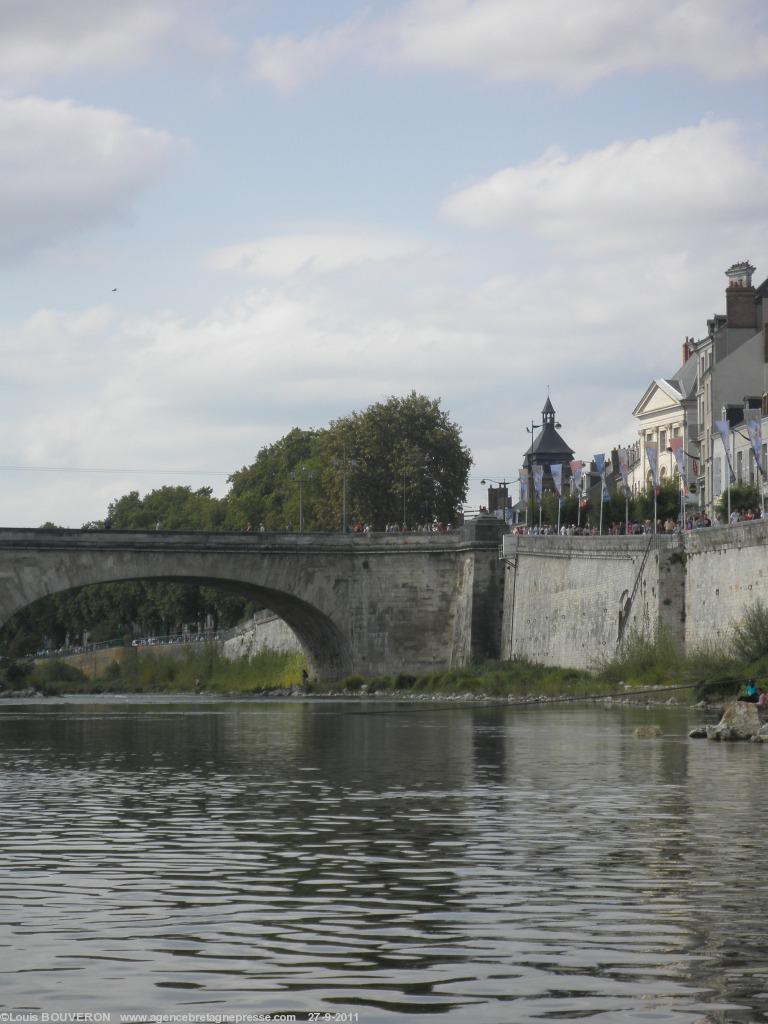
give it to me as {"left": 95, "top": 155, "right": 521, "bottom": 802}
{"left": 525, "top": 397, "right": 574, "bottom": 465}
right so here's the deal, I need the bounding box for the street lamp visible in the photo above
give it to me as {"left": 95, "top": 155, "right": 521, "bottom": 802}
{"left": 525, "top": 421, "right": 540, "bottom": 528}
{"left": 332, "top": 449, "right": 358, "bottom": 533}
{"left": 289, "top": 464, "right": 313, "bottom": 534}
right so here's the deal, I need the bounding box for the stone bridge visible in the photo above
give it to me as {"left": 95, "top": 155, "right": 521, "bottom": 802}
{"left": 0, "top": 518, "right": 506, "bottom": 680}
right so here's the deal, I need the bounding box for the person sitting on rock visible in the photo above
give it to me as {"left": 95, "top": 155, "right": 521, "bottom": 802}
{"left": 738, "top": 679, "right": 760, "bottom": 703}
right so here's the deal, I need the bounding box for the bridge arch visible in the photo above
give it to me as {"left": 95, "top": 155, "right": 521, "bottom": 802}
{"left": 0, "top": 522, "right": 505, "bottom": 680}
{"left": 0, "top": 535, "right": 352, "bottom": 679}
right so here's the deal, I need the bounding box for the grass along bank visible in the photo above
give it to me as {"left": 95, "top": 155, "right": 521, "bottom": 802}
{"left": 4, "top": 646, "right": 307, "bottom": 696}
{"left": 4, "top": 601, "right": 768, "bottom": 702}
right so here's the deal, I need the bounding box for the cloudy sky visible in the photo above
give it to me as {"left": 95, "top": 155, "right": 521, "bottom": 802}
{"left": 2, "top": 0, "right": 767, "bottom": 526}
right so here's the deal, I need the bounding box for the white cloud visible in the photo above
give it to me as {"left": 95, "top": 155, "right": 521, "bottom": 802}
{"left": 390, "top": 0, "right": 768, "bottom": 86}
{"left": 246, "top": 0, "right": 768, "bottom": 91}
{"left": 209, "top": 229, "right": 427, "bottom": 278}
{"left": 249, "top": 18, "right": 366, "bottom": 93}
{"left": 0, "top": 96, "right": 180, "bottom": 260}
{"left": 441, "top": 121, "right": 768, "bottom": 254}
{"left": 0, "top": 0, "right": 178, "bottom": 82}
{"left": 0, "top": 239, "right": 743, "bottom": 527}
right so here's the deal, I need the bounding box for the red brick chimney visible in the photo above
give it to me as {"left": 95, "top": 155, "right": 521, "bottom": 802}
{"left": 725, "top": 261, "right": 757, "bottom": 329}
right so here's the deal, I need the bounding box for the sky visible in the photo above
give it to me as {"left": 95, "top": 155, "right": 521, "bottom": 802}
{"left": 2, "top": 0, "right": 768, "bottom": 527}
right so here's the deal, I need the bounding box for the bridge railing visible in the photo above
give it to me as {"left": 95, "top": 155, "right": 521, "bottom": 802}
{"left": 33, "top": 630, "right": 224, "bottom": 659}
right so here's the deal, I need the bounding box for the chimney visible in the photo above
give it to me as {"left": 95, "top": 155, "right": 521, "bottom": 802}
{"left": 725, "top": 261, "right": 757, "bottom": 329}
{"left": 682, "top": 336, "right": 691, "bottom": 363}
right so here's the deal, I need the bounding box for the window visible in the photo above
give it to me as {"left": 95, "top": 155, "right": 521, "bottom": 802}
{"left": 737, "top": 450, "right": 743, "bottom": 483}
{"left": 713, "top": 456, "right": 722, "bottom": 497}
{"left": 659, "top": 429, "right": 667, "bottom": 450}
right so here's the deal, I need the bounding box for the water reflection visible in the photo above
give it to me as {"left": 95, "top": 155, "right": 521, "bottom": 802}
{"left": 0, "top": 698, "right": 766, "bottom": 1022}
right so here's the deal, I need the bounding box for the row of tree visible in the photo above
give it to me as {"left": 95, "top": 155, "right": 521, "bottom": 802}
{"left": 528, "top": 480, "right": 763, "bottom": 529}
{"left": 0, "top": 393, "right": 472, "bottom": 657}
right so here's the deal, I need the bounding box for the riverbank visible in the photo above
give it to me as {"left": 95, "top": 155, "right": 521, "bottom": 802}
{"left": 2, "top": 629, "right": 761, "bottom": 706}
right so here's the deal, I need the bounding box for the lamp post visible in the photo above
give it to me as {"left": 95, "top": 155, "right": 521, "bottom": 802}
{"left": 332, "top": 448, "right": 358, "bottom": 533}
{"left": 525, "top": 417, "right": 561, "bottom": 530}
{"left": 289, "top": 464, "right": 313, "bottom": 534}
{"left": 525, "top": 421, "right": 540, "bottom": 530}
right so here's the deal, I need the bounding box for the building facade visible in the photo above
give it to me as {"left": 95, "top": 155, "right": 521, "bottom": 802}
{"left": 630, "top": 260, "right": 768, "bottom": 513}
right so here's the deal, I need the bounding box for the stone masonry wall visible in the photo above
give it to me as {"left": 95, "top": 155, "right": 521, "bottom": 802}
{"left": 684, "top": 520, "right": 768, "bottom": 652}
{"left": 222, "top": 609, "right": 302, "bottom": 660}
{"left": 501, "top": 534, "right": 684, "bottom": 670}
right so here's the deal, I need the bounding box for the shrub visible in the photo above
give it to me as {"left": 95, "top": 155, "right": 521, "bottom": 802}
{"left": 732, "top": 600, "right": 768, "bottom": 664}
{"left": 342, "top": 674, "right": 365, "bottom": 691}
{"left": 597, "top": 629, "right": 682, "bottom": 687}
{"left": 31, "top": 659, "right": 87, "bottom": 684}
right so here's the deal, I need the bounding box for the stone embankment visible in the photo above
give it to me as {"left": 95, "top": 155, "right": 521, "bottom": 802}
{"left": 222, "top": 609, "right": 301, "bottom": 659}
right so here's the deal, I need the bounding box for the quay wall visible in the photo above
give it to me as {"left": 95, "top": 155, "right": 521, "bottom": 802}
{"left": 222, "top": 609, "right": 302, "bottom": 659}
{"left": 684, "top": 520, "right": 768, "bottom": 651}
{"left": 501, "top": 522, "right": 768, "bottom": 668}
{"left": 501, "top": 534, "right": 684, "bottom": 669}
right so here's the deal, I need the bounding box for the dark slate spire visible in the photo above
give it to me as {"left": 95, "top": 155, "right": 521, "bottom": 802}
{"left": 524, "top": 396, "right": 574, "bottom": 468}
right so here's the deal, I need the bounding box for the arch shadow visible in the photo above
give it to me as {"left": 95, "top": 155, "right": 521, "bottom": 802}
{"left": 1, "top": 573, "right": 350, "bottom": 682}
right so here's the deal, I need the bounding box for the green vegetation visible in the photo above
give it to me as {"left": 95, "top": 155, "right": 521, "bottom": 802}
{"left": 532, "top": 479, "right": 688, "bottom": 530}
{"left": 5, "top": 599, "right": 767, "bottom": 704}
{"left": 715, "top": 482, "right": 762, "bottom": 519}
{"left": 0, "top": 647, "right": 306, "bottom": 696}
{"left": 227, "top": 391, "right": 471, "bottom": 531}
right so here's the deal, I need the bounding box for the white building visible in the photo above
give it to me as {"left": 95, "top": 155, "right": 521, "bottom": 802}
{"left": 693, "top": 261, "right": 768, "bottom": 510}
{"left": 629, "top": 260, "right": 768, "bottom": 511}
{"left": 630, "top": 352, "right": 698, "bottom": 494}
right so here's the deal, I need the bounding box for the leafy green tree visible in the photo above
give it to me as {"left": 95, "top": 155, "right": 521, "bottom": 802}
{"left": 108, "top": 485, "right": 226, "bottom": 531}
{"left": 226, "top": 428, "right": 322, "bottom": 531}
{"left": 225, "top": 393, "right": 471, "bottom": 531}
{"left": 715, "top": 483, "right": 762, "bottom": 519}
{"left": 632, "top": 479, "right": 683, "bottom": 524}
{"left": 327, "top": 392, "right": 471, "bottom": 529}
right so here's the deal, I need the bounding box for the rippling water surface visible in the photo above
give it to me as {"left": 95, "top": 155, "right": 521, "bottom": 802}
{"left": 1, "top": 697, "right": 768, "bottom": 1022}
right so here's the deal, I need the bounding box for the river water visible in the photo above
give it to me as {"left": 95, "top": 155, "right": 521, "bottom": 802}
{"left": 1, "top": 696, "right": 767, "bottom": 1023}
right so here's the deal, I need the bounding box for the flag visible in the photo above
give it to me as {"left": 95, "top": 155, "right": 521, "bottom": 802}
{"left": 645, "top": 444, "right": 660, "bottom": 495}
{"left": 746, "top": 414, "right": 765, "bottom": 478}
{"left": 617, "top": 448, "right": 631, "bottom": 498}
{"left": 532, "top": 465, "right": 544, "bottom": 504}
{"left": 518, "top": 468, "right": 528, "bottom": 505}
{"left": 550, "top": 463, "right": 563, "bottom": 502}
{"left": 669, "top": 437, "right": 689, "bottom": 496}
{"left": 714, "top": 420, "right": 736, "bottom": 484}
{"left": 593, "top": 453, "right": 609, "bottom": 502}
{"left": 570, "top": 460, "right": 584, "bottom": 493}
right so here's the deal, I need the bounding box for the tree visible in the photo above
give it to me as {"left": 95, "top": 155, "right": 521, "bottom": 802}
{"left": 108, "top": 485, "right": 226, "bottom": 531}
{"left": 715, "top": 482, "right": 762, "bottom": 520}
{"left": 226, "top": 428, "right": 322, "bottom": 531}
{"left": 326, "top": 392, "right": 472, "bottom": 528}
{"left": 225, "top": 393, "right": 472, "bottom": 531}
{"left": 632, "top": 479, "right": 683, "bottom": 524}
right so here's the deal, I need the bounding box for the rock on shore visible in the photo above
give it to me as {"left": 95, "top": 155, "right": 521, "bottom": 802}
{"left": 693, "top": 701, "right": 762, "bottom": 741}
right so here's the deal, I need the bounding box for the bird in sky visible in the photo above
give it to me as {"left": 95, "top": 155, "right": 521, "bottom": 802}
{"left": 112, "top": 287, "right": 118, "bottom": 292}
